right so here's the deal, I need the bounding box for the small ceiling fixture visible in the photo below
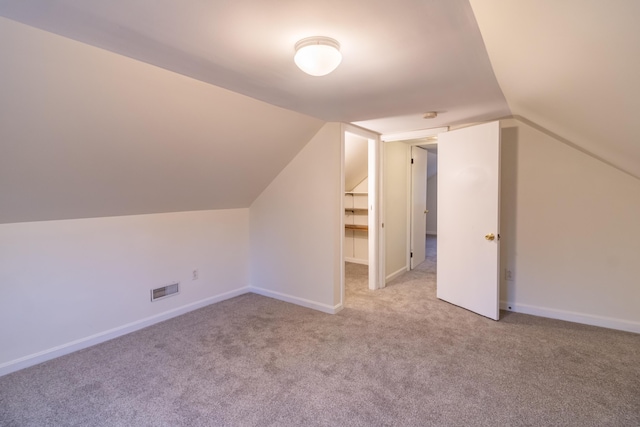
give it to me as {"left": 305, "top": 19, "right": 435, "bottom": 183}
{"left": 423, "top": 112, "right": 438, "bottom": 119}
{"left": 294, "top": 36, "right": 342, "bottom": 76}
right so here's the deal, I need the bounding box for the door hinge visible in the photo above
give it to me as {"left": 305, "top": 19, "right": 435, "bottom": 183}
{"left": 410, "top": 252, "right": 413, "bottom": 258}
{"left": 411, "top": 158, "right": 414, "bottom": 164}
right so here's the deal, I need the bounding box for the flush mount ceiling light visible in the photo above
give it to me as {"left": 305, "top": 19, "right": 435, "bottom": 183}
{"left": 294, "top": 36, "right": 342, "bottom": 76}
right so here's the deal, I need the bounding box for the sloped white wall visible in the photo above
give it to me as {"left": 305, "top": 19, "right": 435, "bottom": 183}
{"left": 0, "top": 209, "right": 250, "bottom": 375}
{"left": 249, "top": 123, "right": 342, "bottom": 312}
{"left": 0, "top": 17, "right": 323, "bottom": 224}
{"left": 344, "top": 134, "right": 369, "bottom": 192}
{"left": 470, "top": 0, "right": 640, "bottom": 180}
{"left": 500, "top": 118, "right": 640, "bottom": 332}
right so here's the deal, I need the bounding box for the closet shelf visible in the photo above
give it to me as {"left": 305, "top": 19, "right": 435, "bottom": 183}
{"left": 345, "top": 208, "right": 368, "bottom": 213}
{"left": 345, "top": 224, "right": 368, "bottom": 231}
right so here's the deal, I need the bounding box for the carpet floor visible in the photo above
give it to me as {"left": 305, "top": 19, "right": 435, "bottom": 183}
{"left": 1, "top": 236, "right": 639, "bottom": 426}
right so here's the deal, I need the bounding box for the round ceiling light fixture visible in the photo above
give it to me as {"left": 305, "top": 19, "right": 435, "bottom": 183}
{"left": 294, "top": 36, "right": 342, "bottom": 76}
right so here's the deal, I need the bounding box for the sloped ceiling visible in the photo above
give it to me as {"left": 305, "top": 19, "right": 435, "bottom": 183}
{"left": 0, "top": 0, "right": 509, "bottom": 131}
{"left": 0, "top": 1, "right": 511, "bottom": 223}
{"left": 0, "top": 18, "right": 323, "bottom": 223}
{"left": 6, "top": 1, "right": 636, "bottom": 223}
{"left": 344, "top": 133, "right": 368, "bottom": 192}
{"left": 470, "top": 0, "right": 640, "bottom": 179}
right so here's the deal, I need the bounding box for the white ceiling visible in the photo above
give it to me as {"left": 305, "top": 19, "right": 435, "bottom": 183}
{"left": 0, "top": 0, "right": 510, "bottom": 133}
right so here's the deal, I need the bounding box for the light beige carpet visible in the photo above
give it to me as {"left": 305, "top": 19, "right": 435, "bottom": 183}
{"left": 1, "top": 236, "right": 639, "bottom": 426}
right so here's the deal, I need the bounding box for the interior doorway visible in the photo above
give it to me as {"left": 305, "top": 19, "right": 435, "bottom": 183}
{"left": 379, "top": 131, "right": 439, "bottom": 286}
{"left": 411, "top": 144, "right": 438, "bottom": 270}
{"left": 341, "top": 124, "right": 382, "bottom": 306}
{"left": 355, "top": 121, "right": 500, "bottom": 320}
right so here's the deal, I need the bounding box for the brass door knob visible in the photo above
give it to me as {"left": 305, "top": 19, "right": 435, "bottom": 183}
{"left": 424, "top": 210, "right": 429, "bottom": 214}
{"left": 485, "top": 233, "right": 495, "bottom": 241}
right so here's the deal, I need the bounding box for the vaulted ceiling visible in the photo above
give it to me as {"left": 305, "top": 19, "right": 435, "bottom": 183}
{"left": 1, "top": 1, "right": 638, "bottom": 223}
{"left": 0, "top": 0, "right": 510, "bottom": 131}
{"left": 470, "top": 0, "right": 640, "bottom": 179}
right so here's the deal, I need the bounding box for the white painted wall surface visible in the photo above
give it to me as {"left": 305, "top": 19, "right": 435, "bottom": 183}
{"left": 500, "top": 118, "right": 640, "bottom": 332}
{"left": 383, "top": 141, "right": 410, "bottom": 282}
{"left": 0, "top": 209, "right": 250, "bottom": 374}
{"left": 249, "top": 123, "right": 342, "bottom": 312}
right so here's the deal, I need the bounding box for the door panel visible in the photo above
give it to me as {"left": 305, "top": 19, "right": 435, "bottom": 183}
{"left": 437, "top": 121, "right": 501, "bottom": 320}
{"left": 411, "top": 146, "right": 428, "bottom": 269}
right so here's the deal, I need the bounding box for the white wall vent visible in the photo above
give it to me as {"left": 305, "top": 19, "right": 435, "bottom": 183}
{"left": 151, "top": 282, "right": 179, "bottom": 302}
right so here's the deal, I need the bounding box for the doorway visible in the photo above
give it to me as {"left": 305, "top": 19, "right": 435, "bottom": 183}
{"left": 411, "top": 143, "right": 438, "bottom": 270}
{"left": 363, "top": 121, "right": 501, "bottom": 319}
{"left": 380, "top": 134, "right": 438, "bottom": 285}
{"left": 341, "top": 124, "right": 382, "bottom": 306}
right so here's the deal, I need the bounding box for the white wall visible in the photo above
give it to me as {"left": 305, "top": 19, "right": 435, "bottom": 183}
{"left": 250, "top": 123, "right": 342, "bottom": 312}
{"left": 0, "top": 209, "right": 250, "bottom": 375}
{"left": 500, "top": 118, "right": 640, "bottom": 332}
{"left": 426, "top": 173, "right": 438, "bottom": 235}
{"left": 384, "top": 141, "right": 410, "bottom": 282}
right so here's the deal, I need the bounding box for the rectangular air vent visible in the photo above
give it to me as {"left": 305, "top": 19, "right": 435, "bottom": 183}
{"left": 151, "top": 282, "right": 179, "bottom": 302}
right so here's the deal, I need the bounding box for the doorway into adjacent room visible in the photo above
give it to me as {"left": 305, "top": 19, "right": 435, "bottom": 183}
{"left": 341, "top": 125, "right": 382, "bottom": 308}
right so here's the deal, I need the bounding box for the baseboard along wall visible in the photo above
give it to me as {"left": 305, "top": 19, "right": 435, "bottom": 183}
{"left": 5, "top": 289, "right": 637, "bottom": 378}
{"left": 500, "top": 301, "right": 640, "bottom": 334}
{"left": 386, "top": 266, "right": 409, "bottom": 284}
{"left": 249, "top": 286, "right": 343, "bottom": 315}
{"left": 0, "top": 287, "right": 251, "bottom": 377}
{"left": 344, "top": 257, "right": 368, "bottom": 265}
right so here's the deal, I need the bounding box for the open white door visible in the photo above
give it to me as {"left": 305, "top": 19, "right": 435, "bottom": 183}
{"left": 410, "top": 146, "right": 428, "bottom": 269}
{"left": 437, "top": 121, "right": 501, "bottom": 320}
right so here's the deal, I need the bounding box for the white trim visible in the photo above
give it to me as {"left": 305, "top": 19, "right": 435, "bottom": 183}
{"left": 345, "top": 257, "right": 368, "bottom": 265}
{"left": 250, "top": 286, "right": 343, "bottom": 314}
{"left": 0, "top": 287, "right": 251, "bottom": 377}
{"left": 386, "top": 266, "right": 409, "bottom": 283}
{"left": 406, "top": 144, "right": 412, "bottom": 270}
{"left": 381, "top": 127, "right": 449, "bottom": 142}
{"left": 340, "top": 126, "right": 346, "bottom": 313}
{"left": 500, "top": 301, "right": 640, "bottom": 334}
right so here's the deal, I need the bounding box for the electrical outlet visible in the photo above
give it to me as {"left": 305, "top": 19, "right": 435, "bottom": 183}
{"left": 192, "top": 269, "right": 199, "bottom": 280}
{"left": 505, "top": 269, "right": 514, "bottom": 281}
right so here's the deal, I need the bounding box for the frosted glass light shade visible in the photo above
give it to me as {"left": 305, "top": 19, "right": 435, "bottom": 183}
{"left": 294, "top": 37, "right": 342, "bottom": 76}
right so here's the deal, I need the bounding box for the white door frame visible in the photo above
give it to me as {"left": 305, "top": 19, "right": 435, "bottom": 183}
{"left": 410, "top": 146, "right": 428, "bottom": 269}
{"left": 341, "top": 124, "right": 384, "bottom": 303}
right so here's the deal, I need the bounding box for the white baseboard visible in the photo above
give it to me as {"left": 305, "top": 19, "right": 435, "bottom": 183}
{"left": 250, "top": 286, "right": 342, "bottom": 314}
{"left": 0, "top": 287, "right": 251, "bottom": 377}
{"left": 386, "top": 266, "right": 409, "bottom": 284}
{"left": 500, "top": 301, "right": 640, "bottom": 334}
{"left": 345, "top": 257, "right": 368, "bottom": 265}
